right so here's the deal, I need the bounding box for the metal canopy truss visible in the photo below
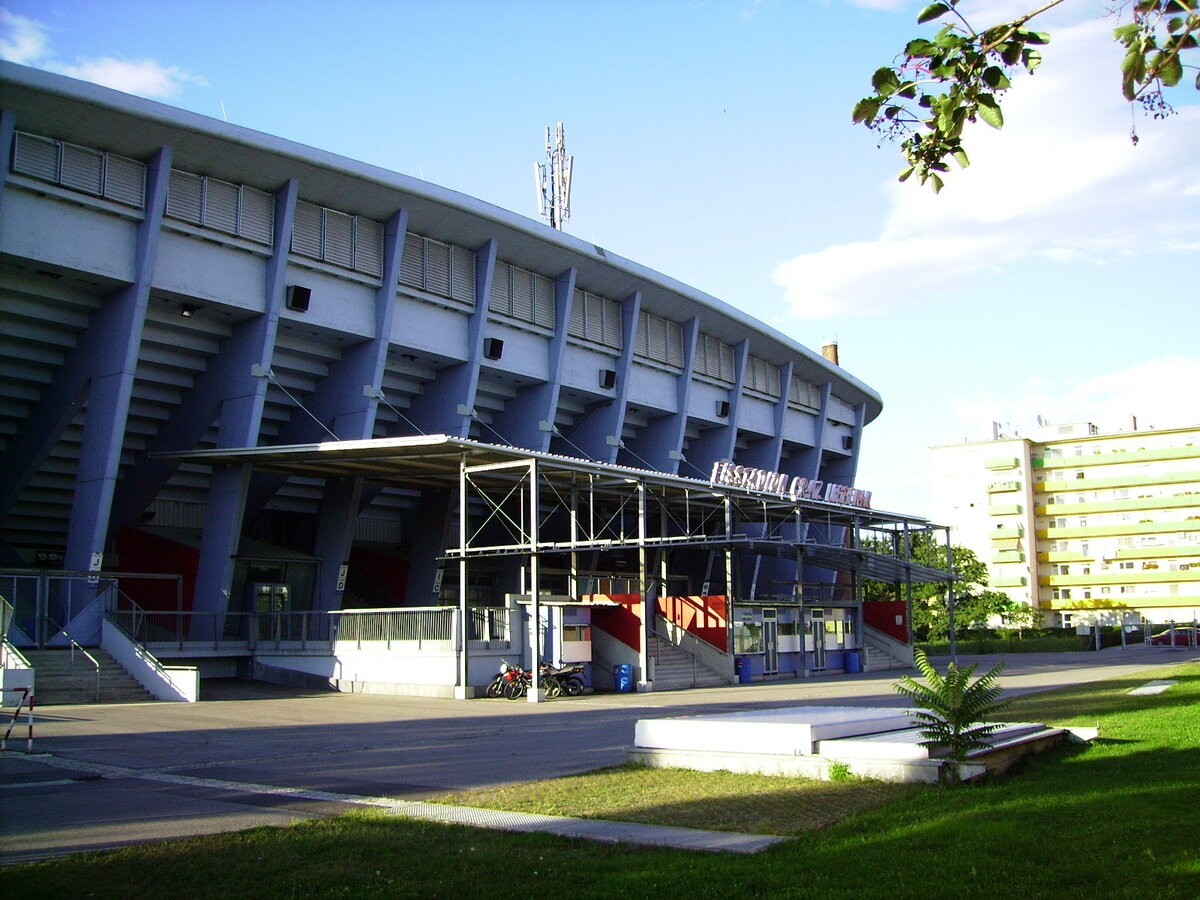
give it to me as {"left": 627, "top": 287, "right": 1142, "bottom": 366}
{"left": 163, "top": 435, "right": 953, "bottom": 700}
{"left": 162, "top": 434, "right": 952, "bottom": 583}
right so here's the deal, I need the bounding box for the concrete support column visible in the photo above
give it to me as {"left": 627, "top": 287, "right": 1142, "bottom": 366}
{"left": 192, "top": 180, "right": 298, "bottom": 619}
{"left": 65, "top": 146, "right": 173, "bottom": 579}
{"left": 403, "top": 240, "right": 496, "bottom": 437}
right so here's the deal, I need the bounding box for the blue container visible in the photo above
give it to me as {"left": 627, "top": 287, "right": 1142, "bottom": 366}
{"left": 845, "top": 649, "right": 861, "bottom": 674}
{"left": 735, "top": 657, "right": 752, "bottom": 684}
{"left": 614, "top": 663, "right": 634, "bottom": 693}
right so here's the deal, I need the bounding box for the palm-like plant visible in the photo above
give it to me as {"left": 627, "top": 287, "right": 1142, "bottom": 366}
{"left": 894, "top": 648, "right": 1012, "bottom": 784}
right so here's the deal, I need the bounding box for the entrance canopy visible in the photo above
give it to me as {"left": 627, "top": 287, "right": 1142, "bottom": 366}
{"left": 164, "top": 434, "right": 953, "bottom": 586}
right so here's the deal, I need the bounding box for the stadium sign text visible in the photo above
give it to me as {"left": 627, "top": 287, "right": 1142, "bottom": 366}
{"left": 709, "top": 461, "right": 872, "bottom": 509}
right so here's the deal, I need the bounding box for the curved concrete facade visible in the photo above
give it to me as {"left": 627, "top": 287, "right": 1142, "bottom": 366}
{"left": 0, "top": 62, "right": 881, "bottom": 621}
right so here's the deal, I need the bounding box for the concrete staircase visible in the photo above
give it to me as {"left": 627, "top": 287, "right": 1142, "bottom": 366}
{"left": 862, "top": 625, "right": 915, "bottom": 673}
{"left": 649, "top": 637, "right": 728, "bottom": 691}
{"left": 22, "top": 648, "right": 157, "bottom": 705}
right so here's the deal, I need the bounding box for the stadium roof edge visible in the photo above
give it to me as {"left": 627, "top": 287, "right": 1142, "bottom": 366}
{"left": 0, "top": 61, "right": 882, "bottom": 422}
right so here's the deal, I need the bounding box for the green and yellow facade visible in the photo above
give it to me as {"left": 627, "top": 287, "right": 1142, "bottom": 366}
{"left": 933, "top": 423, "right": 1200, "bottom": 626}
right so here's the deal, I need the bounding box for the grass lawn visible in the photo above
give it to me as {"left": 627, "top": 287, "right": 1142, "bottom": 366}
{"left": 3, "top": 660, "right": 1198, "bottom": 899}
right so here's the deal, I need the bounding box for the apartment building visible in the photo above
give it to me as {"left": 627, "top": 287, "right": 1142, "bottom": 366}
{"left": 932, "top": 421, "right": 1200, "bottom": 627}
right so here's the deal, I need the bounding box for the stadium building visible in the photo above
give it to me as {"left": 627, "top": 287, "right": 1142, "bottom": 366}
{"left": 1, "top": 62, "right": 948, "bottom": 701}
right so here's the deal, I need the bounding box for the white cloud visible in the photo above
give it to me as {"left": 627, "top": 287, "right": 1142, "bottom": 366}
{"left": 948, "top": 356, "right": 1200, "bottom": 440}
{"left": 773, "top": 16, "right": 1200, "bottom": 319}
{"left": 59, "top": 57, "right": 208, "bottom": 98}
{"left": 0, "top": 8, "right": 47, "bottom": 63}
{"left": 0, "top": 8, "right": 206, "bottom": 99}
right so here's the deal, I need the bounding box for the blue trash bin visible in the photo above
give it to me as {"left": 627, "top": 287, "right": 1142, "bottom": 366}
{"left": 614, "top": 663, "right": 633, "bottom": 693}
{"left": 735, "top": 657, "right": 752, "bottom": 684}
{"left": 845, "top": 649, "right": 861, "bottom": 674}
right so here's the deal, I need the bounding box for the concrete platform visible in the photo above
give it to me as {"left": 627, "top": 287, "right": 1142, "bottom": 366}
{"left": 634, "top": 706, "right": 915, "bottom": 757}
{"left": 629, "top": 706, "right": 1094, "bottom": 784}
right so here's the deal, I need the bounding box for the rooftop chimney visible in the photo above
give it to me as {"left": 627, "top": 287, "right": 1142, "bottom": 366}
{"left": 822, "top": 341, "right": 839, "bottom": 365}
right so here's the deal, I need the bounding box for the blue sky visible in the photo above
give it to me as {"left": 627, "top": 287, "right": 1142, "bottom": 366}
{"left": 4, "top": 0, "right": 1198, "bottom": 517}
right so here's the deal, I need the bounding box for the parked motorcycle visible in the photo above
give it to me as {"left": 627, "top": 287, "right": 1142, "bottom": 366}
{"left": 541, "top": 661, "right": 586, "bottom": 696}
{"left": 486, "top": 660, "right": 515, "bottom": 698}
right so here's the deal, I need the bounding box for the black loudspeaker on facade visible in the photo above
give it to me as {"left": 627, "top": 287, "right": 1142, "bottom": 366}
{"left": 599, "top": 369, "right": 616, "bottom": 390}
{"left": 483, "top": 338, "right": 504, "bottom": 360}
{"left": 716, "top": 400, "right": 730, "bottom": 418}
{"left": 286, "top": 285, "right": 311, "bottom": 312}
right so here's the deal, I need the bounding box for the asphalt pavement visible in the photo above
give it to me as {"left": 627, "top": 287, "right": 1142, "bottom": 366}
{"left": 2, "top": 643, "right": 1195, "bottom": 865}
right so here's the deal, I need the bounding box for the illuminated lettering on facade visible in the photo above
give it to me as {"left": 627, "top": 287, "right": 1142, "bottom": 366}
{"left": 709, "top": 461, "right": 873, "bottom": 509}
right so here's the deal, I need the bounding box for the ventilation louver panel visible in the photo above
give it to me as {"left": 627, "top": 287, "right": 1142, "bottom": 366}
{"left": 204, "top": 178, "right": 240, "bottom": 234}
{"left": 102, "top": 154, "right": 145, "bottom": 207}
{"left": 60, "top": 144, "right": 103, "bottom": 195}
{"left": 451, "top": 246, "right": 476, "bottom": 305}
{"left": 323, "top": 209, "right": 355, "bottom": 268}
{"left": 354, "top": 217, "right": 383, "bottom": 277}
{"left": 12, "top": 133, "right": 59, "bottom": 182}
{"left": 400, "top": 234, "right": 424, "bottom": 288}
{"left": 291, "top": 201, "right": 323, "bottom": 258}
{"left": 490, "top": 261, "right": 513, "bottom": 316}
{"left": 426, "top": 240, "right": 452, "bottom": 296}
{"left": 166, "top": 170, "right": 204, "bottom": 224}
{"left": 239, "top": 186, "right": 274, "bottom": 245}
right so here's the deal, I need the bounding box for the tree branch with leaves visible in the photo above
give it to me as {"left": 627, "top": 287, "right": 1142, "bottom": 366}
{"left": 854, "top": 0, "right": 1200, "bottom": 191}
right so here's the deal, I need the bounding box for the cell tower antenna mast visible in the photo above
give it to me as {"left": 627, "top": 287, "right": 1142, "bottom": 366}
{"left": 535, "top": 123, "right": 573, "bottom": 230}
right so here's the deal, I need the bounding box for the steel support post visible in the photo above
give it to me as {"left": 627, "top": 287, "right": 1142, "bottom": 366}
{"left": 637, "top": 480, "right": 651, "bottom": 690}
{"left": 527, "top": 459, "right": 542, "bottom": 702}
{"left": 456, "top": 461, "right": 469, "bottom": 699}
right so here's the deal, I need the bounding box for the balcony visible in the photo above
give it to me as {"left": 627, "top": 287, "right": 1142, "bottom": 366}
{"left": 989, "top": 504, "right": 1023, "bottom": 516}
{"left": 985, "top": 457, "right": 1020, "bottom": 471}
{"left": 988, "top": 480, "right": 1022, "bottom": 493}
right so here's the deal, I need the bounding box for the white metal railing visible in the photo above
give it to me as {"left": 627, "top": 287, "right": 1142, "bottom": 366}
{"left": 62, "top": 629, "right": 100, "bottom": 703}
{"left": 335, "top": 607, "right": 453, "bottom": 646}
{"left": 106, "top": 597, "right": 510, "bottom": 654}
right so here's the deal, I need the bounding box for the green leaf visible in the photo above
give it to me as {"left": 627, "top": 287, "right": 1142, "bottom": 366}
{"left": 871, "top": 66, "right": 900, "bottom": 93}
{"left": 1154, "top": 51, "right": 1184, "bottom": 86}
{"left": 982, "top": 66, "right": 1012, "bottom": 89}
{"left": 852, "top": 98, "right": 882, "bottom": 124}
{"left": 905, "top": 38, "right": 937, "bottom": 58}
{"left": 930, "top": 172, "right": 945, "bottom": 192}
{"left": 977, "top": 94, "right": 1004, "bottom": 129}
{"left": 1023, "top": 48, "right": 1043, "bottom": 72}
{"left": 898, "top": 165, "right": 917, "bottom": 183}
{"left": 917, "top": 2, "right": 952, "bottom": 23}
{"left": 952, "top": 148, "right": 970, "bottom": 169}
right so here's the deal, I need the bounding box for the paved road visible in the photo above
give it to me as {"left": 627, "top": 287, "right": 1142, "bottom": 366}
{"left": 2, "top": 644, "right": 1195, "bottom": 864}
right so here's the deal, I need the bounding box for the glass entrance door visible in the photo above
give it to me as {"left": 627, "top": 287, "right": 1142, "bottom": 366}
{"left": 762, "top": 608, "right": 779, "bottom": 674}
{"left": 810, "top": 608, "right": 826, "bottom": 670}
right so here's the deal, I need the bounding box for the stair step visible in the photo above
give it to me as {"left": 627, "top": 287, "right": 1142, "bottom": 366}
{"left": 23, "top": 648, "right": 158, "bottom": 705}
